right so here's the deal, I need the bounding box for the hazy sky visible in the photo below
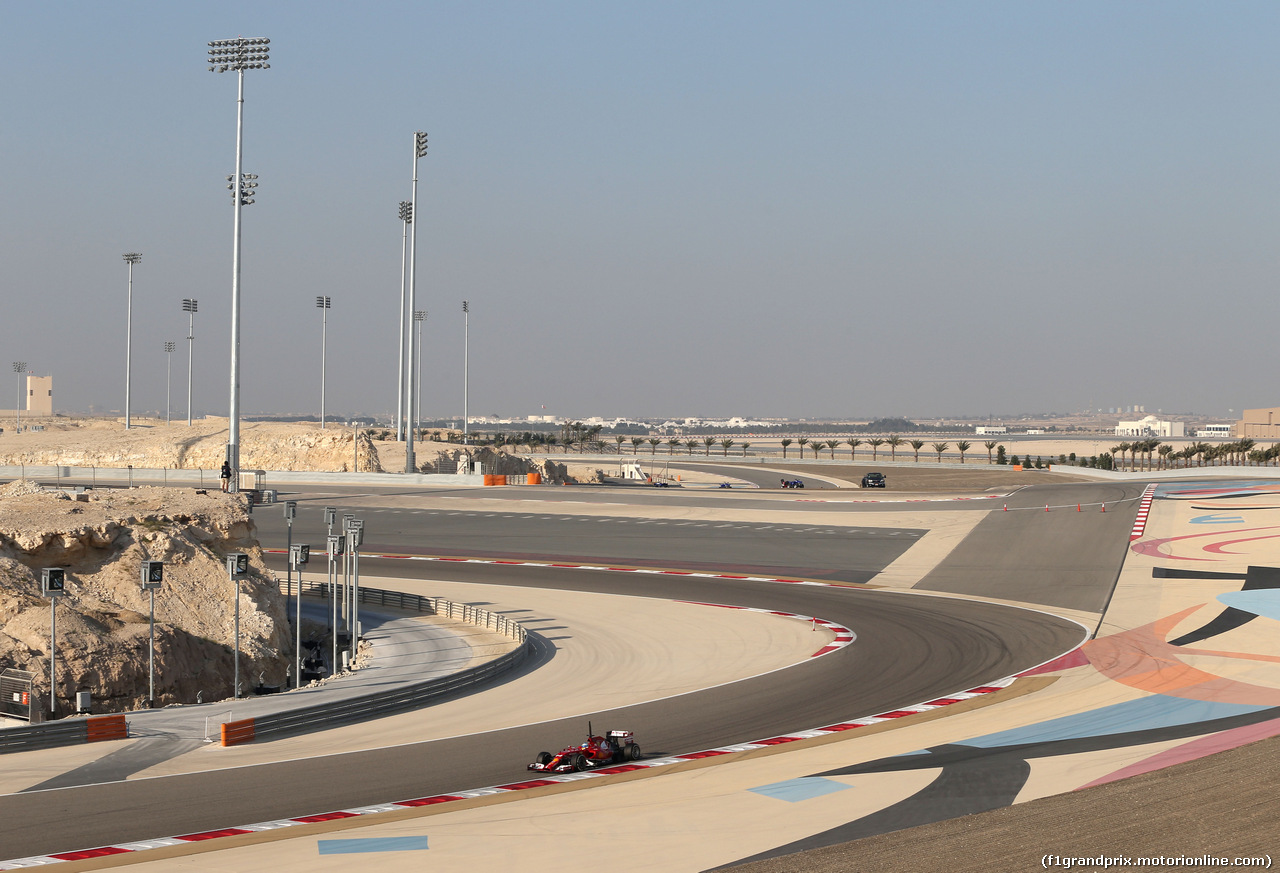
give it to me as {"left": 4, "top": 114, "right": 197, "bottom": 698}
{"left": 3, "top": 2, "right": 1278, "bottom": 422}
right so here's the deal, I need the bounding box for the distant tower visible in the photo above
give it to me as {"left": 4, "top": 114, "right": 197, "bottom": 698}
{"left": 27, "top": 374, "right": 53, "bottom": 416}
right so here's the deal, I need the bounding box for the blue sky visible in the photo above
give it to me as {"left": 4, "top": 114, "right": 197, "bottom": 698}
{"left": 3, "top": 2, "right": 1278, "bottom": 421}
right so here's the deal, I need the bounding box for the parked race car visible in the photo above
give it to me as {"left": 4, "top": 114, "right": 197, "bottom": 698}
{"left": 780, "top": 478, "right": 805, "bottom": 489}
{"left": 528, "top": 727, "right": 642, "bottom": 773}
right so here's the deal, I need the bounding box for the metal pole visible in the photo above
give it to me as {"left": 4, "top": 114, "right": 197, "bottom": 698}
{"left": 406, "top": 132, "right": 426, "bottom": 473}
{"left": 463, "top": 300, "right": 469, "bottom": 445}
{"left": 329, "top": 548, "right": 337, "bottom": 675}
{"left": 318, "top": 297, "right": 329, "bottom": 428}
{"left": 165, "top": 342, "right": 175, "bottom": 425}
{"left": 293, "top": 551, "right": 301, "bottom": 689}
{"left": 227, "top": 69, "right": 246, "bottom": 492}
{"left": 148, "top": 588, "right": 155, "bottom": 707}
{"left": 123, "top": 254, "right": 141, "bottom": 428}
{"left": 187, "top": 305, "right": 195, "bottom": 426}
{"left": 396, "top": 207, "right": 408, "bottom": 441}
{"left": 352, "top": 541, "right": 360, "bottom": 664}
{"left": 232, "top": 565, "right": 240, "bottom": 699}
{"left": 49, "top": 598, "right": 57, "bottom": 717}
{"left": 13, "top": 363, "right": 25, "bottom": 431}
{"left": 415, "top": 311, "right": 425, "bottom": 438}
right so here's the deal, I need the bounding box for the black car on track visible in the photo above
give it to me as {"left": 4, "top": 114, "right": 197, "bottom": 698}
{"left": 861, "top": 472, "right": 886, "bottom": 488}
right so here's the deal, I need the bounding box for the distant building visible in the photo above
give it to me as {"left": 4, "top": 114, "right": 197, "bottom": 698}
{"left": 1114, "top": 416, "right": 1184, "bottom": 438}
{"left": 1233, "top": 407, "right": 1280, "bottom": 439}
{"left": 975, "top": 426, "right": 1007, "bottom": 435}
{"left": 1197, "top": 424, "right": 1233, "bottom": 438}
{"left": 26, "top": 375, "right": 52, "bottom": 416}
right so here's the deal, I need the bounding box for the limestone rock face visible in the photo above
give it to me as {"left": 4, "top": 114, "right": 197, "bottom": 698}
{"left": 0, "top": 482, "right": 289, "bottom": 713}
{"left": 0, "top": 419, "right": 382, "bottom": 474}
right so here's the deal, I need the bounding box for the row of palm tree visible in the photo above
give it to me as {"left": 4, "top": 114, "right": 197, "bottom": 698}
{"left": 1108, "top": 438, "right": 1280, "bottom": 469}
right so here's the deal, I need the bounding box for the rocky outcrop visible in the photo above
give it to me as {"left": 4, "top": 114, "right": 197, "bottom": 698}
{"left": 0, "top": 420, "right": 383, "bottom": 474}
{"left": 0, "top": 483, "right": 289, "bottom": 713}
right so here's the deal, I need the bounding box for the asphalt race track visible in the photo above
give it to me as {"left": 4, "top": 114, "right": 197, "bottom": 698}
{"left": 0, "top": 480, "right": 1140, "bottom": 861}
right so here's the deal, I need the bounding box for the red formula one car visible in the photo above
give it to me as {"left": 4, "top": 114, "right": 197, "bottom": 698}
{"left": 528, "top": 727, "right": 642, "bottom": 773}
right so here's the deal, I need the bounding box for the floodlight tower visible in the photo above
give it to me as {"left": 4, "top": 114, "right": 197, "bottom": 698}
{"left": 316, "top": 296, "right": 331, "bottom": 428}
{"left": 414, "top": 310, "right": 426, "bottom": 437}
{"left": 164, "top": 342, "right": 176, "bottom": 424}
{"left": 405, "top": 132, "right": 427, "bottom": 474}
{"left": 462, "top": 300, "right": 469, "bottom": 445}
{"left": 182, "top": 298, "right": 198, "bottom": 425}
{"left": 122, "top": 253, "right": 142, "bottom": 428}
{"left": 12, "top": 362, "right": 26, "bottom": 430}
{"left": 208, "top": 35, "right": 270, "bottom": 492}
{"left": 396, "top": 201, "right": 412, "bottom": 442}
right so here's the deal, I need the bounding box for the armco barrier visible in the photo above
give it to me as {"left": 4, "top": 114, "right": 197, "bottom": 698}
{"left": 0, "top": 715, "right": 129, "bottom": 754}
{"left": 0, "top": 584, "right": 529, "bottom": 754}
{"left": 232, "top": 582, "right": 531, "bottom": 745}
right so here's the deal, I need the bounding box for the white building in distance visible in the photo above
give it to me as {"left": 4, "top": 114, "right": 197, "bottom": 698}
{"left": 1115, "top": 415, "right": 1185, "bottom": 438}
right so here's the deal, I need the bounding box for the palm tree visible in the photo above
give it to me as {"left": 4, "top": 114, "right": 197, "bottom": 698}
{"left": 909, "top": 439, "right": 925, "bottom": 462}
{"left": 1113, "top": 443, "right": 1130, "bottom": 471}
{"left": 886, "top": 435, "right": 903, "bottom": 461}
{"left": 686, "top": 439, "right": 699, "bottom": 455}
{"left": 741, "top": 441, "right": 751, "bottom": 457}
{"left": 614, "top": 434, "right": 626, "bottom": 453}
{"left": 781, "top": 438, "right": 793, "bottom": 459}
{"left": 647, "top": 438, "right": 659, "bottom": 455}
{"left": 956, "top": 440, "right": 971, "bottom": 463}
{"left": 667, "top": 438, "right": 681, "bottom": 454}
{"left": 1158, "top": 444, "right": 1173, "bottom": 469}
{"left": 703, "top": 436, "right": 716, "bottom": 456}
{"left": 846, "top": 438, "right": 861, "bottom": 460}
{"left": 797, "top": 437, "right": 809, "bottom": 457}
{"left": 1239, "top": 439, "right": 1256, "bottom": 466}
{"left": 828, "top": 441, "right": 838, "bottom": 459}
{"left": 631, "top": 437, "right": 644, "bottom": 454}
{"left": 932, "top": 441, "right": 949, "bottom": 462}
{"left": 721, "top": 438, "right": 735, "bottom": 456}
{"left": 984, "top": 440, "right": 997, "bottom": 464}
{"left": 868, "top": 437, "right": 884, "bottom": 461}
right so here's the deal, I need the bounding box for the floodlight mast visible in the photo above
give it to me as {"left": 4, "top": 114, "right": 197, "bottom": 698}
{"left": 405, "top": 131, "right": 427, "bottom": 474}
{"left": 122, "top": 253, "right": 142, "bottom": 429}
{"left": 183, "top": 298, "right": 198, "bottom": 426}
{"left": 208, "top": 36, "right": 270, "bottom": 492}
{"left": 396, "top": 201, "right": 412, "bottom": 442}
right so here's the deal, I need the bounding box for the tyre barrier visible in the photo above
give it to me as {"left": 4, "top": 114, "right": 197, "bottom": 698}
{"left": 221, "top": 718, "right": 256, "bottom": 747}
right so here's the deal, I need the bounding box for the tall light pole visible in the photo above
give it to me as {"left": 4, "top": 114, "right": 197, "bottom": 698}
{"left": 208, "top": 36, "right": 270, "bottom": 493}
{"left": 122, "top": 253, "right": 142, "bottom": 429}
{"left": 414, "top": 310, "right": 426, "bottom": 439}
{"left": 396, "top": 201, "right": 411, "bottom": 442}
{"left": 405, "top": 132, "right": 428, "bottom": 473}
{"left": 462, "top": 300, "right": 469, "bottom": 445}
{"left": 183, "top": 298, "right": 198, "bottom": 426}
{"left": 164, "top": 342, "right": 176, "bottom": 425}
{"left": 316, "top": 296, "right": 331, "bottom": 428}
{"left": 12, "top": 362, "right": 26, "bottom": 430}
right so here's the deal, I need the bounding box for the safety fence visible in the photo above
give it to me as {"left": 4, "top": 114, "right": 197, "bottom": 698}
{"left": 0, "top": 585, "right": 530, "bottom": 753}
{"left": 221, "top": 583, "right": 529, "bottom": 746}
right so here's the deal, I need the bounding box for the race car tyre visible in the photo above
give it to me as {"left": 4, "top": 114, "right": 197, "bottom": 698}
{"left": 571, "top": 753, "right": 588, "bottom": 771}
{"left": 627, "top": 743, "right": 641, "bottom": 761}
{"left": 536, "top": 751, "right": 552, "bottom": 766}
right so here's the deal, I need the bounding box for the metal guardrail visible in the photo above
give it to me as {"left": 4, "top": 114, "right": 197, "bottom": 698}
{"left": 0, "top": 719, "right": 88, "bottom": 753}
{"left": 0, "top": 584, "right": 530, "bottom": 753}
{"left": 235, "top": 582, "right": 529, "bottom": 744}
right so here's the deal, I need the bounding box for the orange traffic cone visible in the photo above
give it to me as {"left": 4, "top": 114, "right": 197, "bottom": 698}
{"left": 1077, "top": 503, "right": 1081, "bottom": 512}
{"left": 1101, "top": 503, "right": 1106, "bottom": 512}
{"left": 1045, "top": 504, "right": 1050, "bottom": 512}
{"left": 1003, "top": 504, "right": 1008, "bottom": 511}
